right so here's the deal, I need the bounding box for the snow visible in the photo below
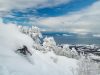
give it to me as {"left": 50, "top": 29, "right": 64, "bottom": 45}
{"left": 89, "top": 54, "right": 100, "bottom": 60}
{"left": 0, "top": 23, "right": 34, "bottom": 51}
{"left": 63, "top": 34, "right": 72, "bottom": 37}
{"left": 0, "top": 23, "right": 78, "bottom": 75}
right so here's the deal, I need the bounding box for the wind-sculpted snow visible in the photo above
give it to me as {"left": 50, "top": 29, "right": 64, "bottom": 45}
{"left": 0, "top": 23, "right": 34, "bottom": 51}
{"left": 0, "top": 23, "right": 78, "bottom": 75}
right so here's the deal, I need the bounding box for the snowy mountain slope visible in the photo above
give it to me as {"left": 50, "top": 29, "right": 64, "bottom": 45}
{"left": 0, "top": 23, "right": 77, "bottom": 75}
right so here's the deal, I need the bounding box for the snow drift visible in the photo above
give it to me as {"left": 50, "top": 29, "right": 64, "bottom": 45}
{"left": 0, "top": 23, "right": 77, "bottom": 75}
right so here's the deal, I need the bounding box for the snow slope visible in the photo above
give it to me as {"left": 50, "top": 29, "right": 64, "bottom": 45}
{"left": 0, "top": 23, "right": 77, "bottom": 75}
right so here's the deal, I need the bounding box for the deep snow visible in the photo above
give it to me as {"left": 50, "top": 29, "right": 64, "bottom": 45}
{"left": 0, "top": 23, "right": 77, "bottom": 75}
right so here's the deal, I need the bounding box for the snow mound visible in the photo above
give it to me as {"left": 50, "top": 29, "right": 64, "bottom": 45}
{"left": 0, "top": 23, "right": 34, "bottom": 54}
{"left": 0, "top": 23, "right": 77, "bottom": 75}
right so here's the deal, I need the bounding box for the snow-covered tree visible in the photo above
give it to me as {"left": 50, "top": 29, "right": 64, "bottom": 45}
{"left": 29, "top": 26, "right": 42, "bottom": 44}
{"left": 77, "top": 56, "right": 99, "bottom": 75}
{"left": 71, "top": 48, "right": 78, "bottom": 58}
{"left": 62, "top": 44, "right": 72, "bottom": 57}
{"left": 63, "top": 44, "right": 70, "bottom": 50}
{"left": 17, "top": 25, "right": 42, "bottom": 44}
{"left": 17, "top": 25, "right": 44, "bottom": 51}
{"left": 57, "top": 44, "right": 79, "bottom": 58}
{"left": 43, "top": 37, "right": 56, "bottom": 52}
{"left": 17, "top": 25, "right": 23, "bottom": 32}
{"left": 22, "top": 26, "right": 29, "bottom": 34}
{"left": 18, "top": 26, "right": 29, "bottom": 34}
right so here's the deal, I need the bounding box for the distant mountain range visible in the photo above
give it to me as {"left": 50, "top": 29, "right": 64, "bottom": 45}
{"left": 42, "top": 32, "right": 100, "bottom": 45}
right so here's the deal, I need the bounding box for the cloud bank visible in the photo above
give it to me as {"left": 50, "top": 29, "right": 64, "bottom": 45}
{"left": 0, "top": 0, "right": 70, "bottom": 12}
{"left": 0, "top": 0, "right": 100, "bottom": 34}
{"left": 37, "top": 0, "right": 100, "bottom": 34}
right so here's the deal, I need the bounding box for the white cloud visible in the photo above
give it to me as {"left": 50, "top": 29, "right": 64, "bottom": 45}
{"left": 93, "top": 34, "right": 100, "bottom": 37}
{"left": 0, "top": 0, "right": 70, "bottom": 12}
{"left": 0, "top": 0, "right": 71, "bottom": 17}
{"left": 37, "top": 1, "right": 100, "bottom": 34}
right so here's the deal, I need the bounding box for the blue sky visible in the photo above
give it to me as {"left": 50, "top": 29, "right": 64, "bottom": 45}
{"left": 36, "top": 0, "right": 95, "bottom": 17}
{"left": 0, "top": 0, "right": 100, "bottom": 34}
{"left": 3, "top": 0, "right": 95, "bottom": 22}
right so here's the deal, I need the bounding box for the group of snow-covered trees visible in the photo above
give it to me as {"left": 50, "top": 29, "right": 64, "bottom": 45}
{"left": 17, "top": 25, "right": 100, "bottom": 75}
{"left": 17, "top": 25, "right": 79, "bottom": 58}
{"left": 18, "top": 25, "right": 42, "bottom": 44}
{"left": 77, "top": 55, "right": 100, "bottom": 75}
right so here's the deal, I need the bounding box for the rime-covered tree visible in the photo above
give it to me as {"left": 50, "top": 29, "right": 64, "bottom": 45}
{"left": 17, "top": 25, "right": 43, "bottom": 51}
{"left": 71, "top": 48, "right": 78, "bottom": 58}
{"left": 77, "top": 56, "right": 99, "bottom": 75}
{"left": 62, "top": 44, "right": 73, "bottom": 57}
{"left": 17, "top": 25, "right": 42, "bottom": 44}
{"left": 43, "top": 37, "right": 56, "bottom": 52}
{"left": 29, "top": 26, "right": 42, "bottom": 44}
